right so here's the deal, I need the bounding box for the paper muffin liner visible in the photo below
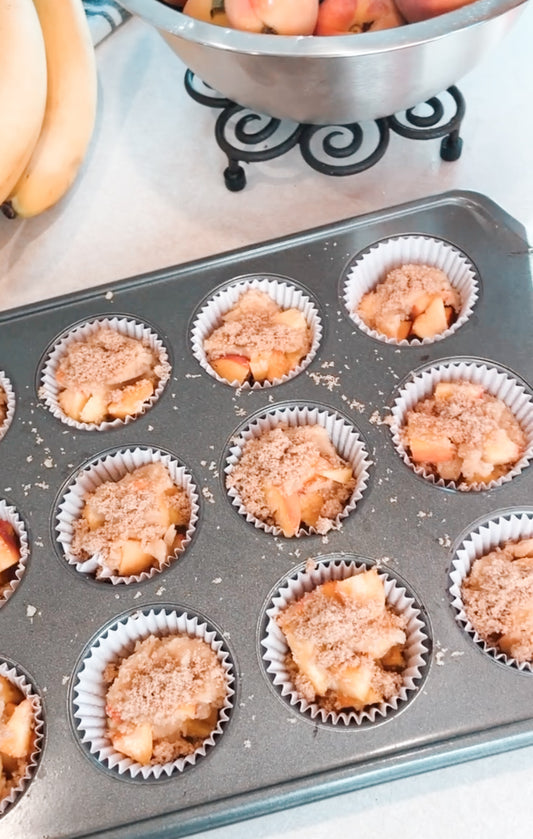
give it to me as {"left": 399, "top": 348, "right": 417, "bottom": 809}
{"left": 0, "top": 373, "right": 15, "bottom": 444}
{"left": 342, "top": 235, "right": 479, "bottom": 346}
{"left": 389, "top": 357, "right": 533, "bottom": 491}
{"left": 0, "top": 660, "right": 44, "bottom": 817}
{"left": 260, "top": 555, "right": 430, "bottom": 726}
{"left": 71, "top": 607, "right": 235, "bottom": 780}
{"left": 224, "top": 403, "right": 372, "bottom": 537}
{"left": 449, "top": 509, "right": 533, "bottom": 671}
{"left": 0, "top": 500, "right": 30, "bottom": 607}
{"left": 190, "top": 274, "right": 322, "bottom": 388}
{"left": 39, "top": 316, "right": 171, "bottom": 430}
{"left": 55, "top": 447, "right": 200, "bottom": 585}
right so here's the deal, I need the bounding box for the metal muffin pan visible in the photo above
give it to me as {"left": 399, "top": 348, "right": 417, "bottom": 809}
{"left": 0, "top": 190, "right": 532, "bottom": 839}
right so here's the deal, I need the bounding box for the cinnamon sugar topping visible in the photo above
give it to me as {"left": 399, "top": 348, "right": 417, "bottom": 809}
{"left": 104, "top": 634, "right": 227, "bottom": 764}
{"left": 461, "top": 538, "right": 533, "bottom": 662}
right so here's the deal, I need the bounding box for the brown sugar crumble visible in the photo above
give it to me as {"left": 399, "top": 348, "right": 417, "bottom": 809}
{"left": 0, "top": 676, "right": 35, "bottom": 804}
{"left": 276, "top": 569, "right": 407, "bottom": 712}
{"left": 226, "top": 424, "right": 356, "bottom": 536}
{"left": 104, "top": 634, "right": 227, "bottom": 765}
{"left": 203, "top": 289, "right": 312, "bottom": 385}
{"left": 461, "top": 538, "right": 533, "bottom": 661}
{"left": 400, "top": 380, "right": 526, "bottom": 486}
{"left": 55, "top": 326, "right": 169, "bottom": 424}
{"left": 71, "top": 462, "right": 191, "bottom": 577}
{"left": 357, "top": 263, "right": 461, "bottom": 341}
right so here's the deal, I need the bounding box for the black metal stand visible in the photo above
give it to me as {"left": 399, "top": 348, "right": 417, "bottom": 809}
{"left": 184, "top": 71, "right": 465, "bottom": 191}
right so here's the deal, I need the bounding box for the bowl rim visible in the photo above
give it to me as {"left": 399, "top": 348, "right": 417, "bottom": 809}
{"left": 117, "top": 0, "right": 527, "bottom": 56}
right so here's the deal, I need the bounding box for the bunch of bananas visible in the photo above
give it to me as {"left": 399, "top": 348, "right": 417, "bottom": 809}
{"left": 0, "top": 0, "right": 97, "bottom": 219}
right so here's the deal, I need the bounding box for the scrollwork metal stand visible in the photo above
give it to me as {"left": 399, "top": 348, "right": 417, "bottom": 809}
{"left": 184, "top": 70, "right": 465, "bottom": 191}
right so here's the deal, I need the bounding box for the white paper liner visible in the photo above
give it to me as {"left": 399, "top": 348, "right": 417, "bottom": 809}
{"left": 0, "top": 373, "right": 15, "bottom": 444}
{"left": 72, "top": 608, "right": 235, "bottom": 779}
{"left": 39, "top": 317, "right": 171, "bottom": 430}
{"left": 261, "top": 557, "right": 429, "bottom": 725}
{"left": 0, "top": 501, "right": 29, "bottom": 607}
{"left": 389, "top": 358, "right": 533, "bottom": 491}
{"left": 450, "top": 509, "right": 533, "bottom": 671}
{"left": 55, "top": 447, "right": 199, "bottom": 584}
{"left": 0, "top": 661, "right": 44, "bottom": 816}
{"left": 190, "top": 275, "right": 322, "bottom": 388}
{"left": 342, "top": 235, "right": 479, "bottom": 346}
{"left": 224, "top": 404, "right": 371, "bottom": 537}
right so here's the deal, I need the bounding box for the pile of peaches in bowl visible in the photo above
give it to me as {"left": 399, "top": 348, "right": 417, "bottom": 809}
{"left": 162, "top": 0, "right": 478, "bottom": 34}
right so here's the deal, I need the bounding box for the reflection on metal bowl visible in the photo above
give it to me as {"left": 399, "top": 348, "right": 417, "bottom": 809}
{"left": 118, "top": 0, "right": 526, "bottom": 124}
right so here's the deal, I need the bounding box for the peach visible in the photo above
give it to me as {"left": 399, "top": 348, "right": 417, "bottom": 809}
{"left": 210, "top": 354, "right": 250, "bottom": 385}
{"left": 395, "top": 0, "right": 477, "bottom": 23}
{"left": 0, "top": 697, "right": 33, "bottom": 758}
{"left": 482, "top": 429, "right": 521, "bottom": 466}
{"left": 79, "top": 391, "right": 108, "bottom": 424}
{"left": 225, "top": 0, "right": 319, "bottom": 34}
{"left": 408, "top": 434, "right": 456, "bottom": 463}
{"left": 0, "top": 520, "right": 20, "bottom": 573}
{"left": 410, "top": 295, "right": 448, "bottom": 339}
{"left": 264, "top": 484, "right": 301, "bottom": 536}
{"left": 117, "top": 539, "right": 155, "bottom": 576}
{"left": 249, "top": 352, "right": 271, "bottom": 382}
{"left": 58, "top": 387, "right": 89, "bottom": 421}
{"left": 0, "top": 676, "right": 22, "bottom": 705}
{"left": 110, "top": 722, "right": 153, "bottom": 765}
{"left": 266, "top": 349, "right": 293, "bottom": 381}
{"left": 315, "top": 0, "right": 405, "bottom": 35}
{"left": 298, "top": 490, "right": 324, "bottom": 527}
{"left": 107, "top": 379, "right": 154, "bottom": 420}
{"left": 182, "top": 0, "right": 231, "bottom": 25}
{"left": 272, "top": 308, "right": 308, "bottom": 331}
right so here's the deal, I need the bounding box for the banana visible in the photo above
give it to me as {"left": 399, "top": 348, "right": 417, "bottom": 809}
{"left": 6, "top": 0, "right": 97, "bottom": 219}
{"left": 0, "top": 0, "right": 48, "bottom": 206}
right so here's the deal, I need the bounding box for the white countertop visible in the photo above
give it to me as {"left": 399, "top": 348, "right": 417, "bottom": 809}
{"left": 1, "top": 4, "right": 532, "bottom": 838}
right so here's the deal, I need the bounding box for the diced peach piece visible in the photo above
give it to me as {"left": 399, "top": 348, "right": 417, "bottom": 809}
{"left": 357, "top": 291, "right": 379, "bottom": 323}
{"left": 411, "top": 291, "right": 434, "bottom": 317}
{"left": 266, "top": 349, "right": 293, "bottom": 381}
{"left": 83, "top": 499, "right": 105, "bottom": 531}
{"left": 164, "top": 488, "right": 190, "bottom": 527}
{"left": 58, "top": 388, "right": 89, "bottom": 421}
{"left": 210, "top": 355, "right": 250, "bottom": 385}
{"left": 411, "top": 295, "right": 448, "bottom": 339}
{"left": 182, "top": 0, "right": 231, "bottom": 25}
{"left": 396, "top": 320, "right": 412, "bottom": 341}
{"left": 375, "top": 312, "right": 409, "bottom": 340}
{"left": 381, "top": 644, "right": 406, "bottom": 670}
{"left": 298, "top": 491, "right": 324, "bottom": 528}
{"left": 79, "top": 391, "right": 108, "bottom": 424}
{"left": 408, "top": 434, "right": 456, "bottom": 463}
{"left": 182, "top": 707, "right": 218, "bottom": 739}
{"left": 249, "top": 352, "right": 271, "bottom": 382}
{"left": 107, "top": 379, "right": 154, "bottom": 419}
{"left": 264, "top": 485, "right": 301, "bottom": 537}
{"left": 330, "top": 661, "right": 374, "bottom": 704}
{"left": 283, "top": 629, "right": 329, "bottom": 695}
{"left": 272, "top": 308, "right": 308, "bottom": 331}
{"left": 144, "top": 538, "right": 168, "bottom": 565}
{"left": 334, "top": 569, "right": 386, "bottom": 610}
{"left": 117, "top": 540, "right": 155, "bottom": 575}
{"left": 510, "top": 539, "right": 533, "bottom": 559}
{"left": 0, "top": 698, "right": 33, "bottom": 758}
{"left": 303, "top": 425, "right": 336, "bottom": 457}
{"left": 0, "top": 676, "right": 22, "bottom": 705}
{"left": 434, "top": 381, "right": 484, "bottom": 401}
{"left": 315, "top": 465, "right": 353, "bottom": 484}
{"left": 436, "top": 457, "right": 463, "bottom": 482}
{"left": 110, "top": 722, "right": 153, "bottom": 765}
{"left": 0, "top": 520, "right": 20, "bottom": 573}
{"left": 482, "top": 429, "right": 521, "bottom": 465}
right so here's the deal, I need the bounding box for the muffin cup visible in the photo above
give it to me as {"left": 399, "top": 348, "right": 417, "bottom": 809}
{"left": 389, "top": 357, "right": 533, "bottom": 491}
{"left": 260, "top": 555, "right": 430, "bottom": 726}
{"left": 0, "top": 372, "right": 15, "bottom": 443}
{"left": 224, "top": 402, "right": 372, "bottom": 536}
{"left": 39, "top": 316, "right": 171, "bottom": 430}
{"left": 449, "top": 508, "right": 533, "bottom": 670}
{"left": 71, "top": 606, "right": 235, "bottom": 780}
{"left": 55, "top": 447, "right": 199, "bottom": 585}
{"left": 0, "top": 500, "right": 29, "bottom": 607}
{"left": 0, "top": 660, "right": 44, "bottom": 816}
{"left": 190, "top": 274, "right": 322, "bottom": 388}
{"left": 342, "top": 235, "right": 479, "bottom": 345}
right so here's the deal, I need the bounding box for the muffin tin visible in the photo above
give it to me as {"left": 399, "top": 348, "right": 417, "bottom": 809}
{"left": 0, "top": 190, "right": 532, "bottom": 839}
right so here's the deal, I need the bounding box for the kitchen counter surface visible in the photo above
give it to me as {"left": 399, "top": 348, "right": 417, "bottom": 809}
{"left": 0, "top": 3, "right": 532, "bottom": 838}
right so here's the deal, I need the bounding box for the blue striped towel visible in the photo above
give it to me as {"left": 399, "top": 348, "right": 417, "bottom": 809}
{"left": 83, "top": 0, "right": 131, "bottom": 45}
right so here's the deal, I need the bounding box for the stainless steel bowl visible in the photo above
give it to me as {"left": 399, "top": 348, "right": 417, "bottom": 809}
{"left": 118, "top": 0, "right": 527, "bottom": 124}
